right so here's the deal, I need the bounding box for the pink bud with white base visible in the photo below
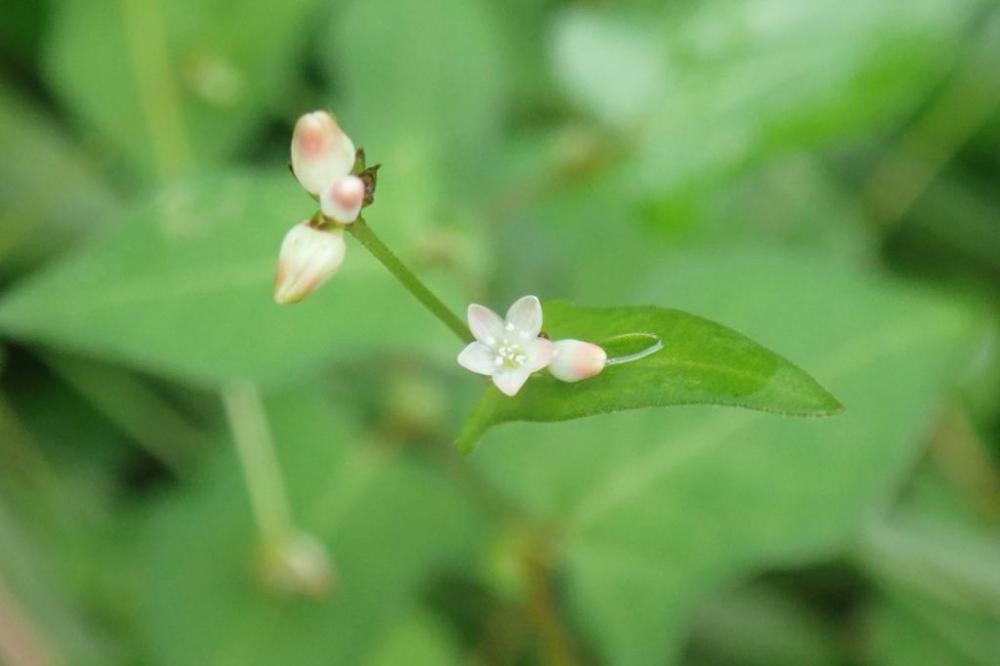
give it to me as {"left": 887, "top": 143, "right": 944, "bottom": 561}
{"left": 549, "top": 339, "right": 607, "bottom": 383}
{"left": 290, "top": 111, "right": 356, "bottom": 196}
{"left": 320, "top": 175, "right": 365, "bottom": 224}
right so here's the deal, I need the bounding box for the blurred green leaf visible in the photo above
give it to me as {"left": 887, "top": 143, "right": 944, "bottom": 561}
{"left": 870, "top": 596, "right": 994, "bottom": 666}
{"left": 0, "top": 0, "right": 45, "bottom": 69}
{"left": 43, "top": 0, "right": 322, "bottom": 181}
{"left": 897, "top": 174, "right": 1000, "bottom": 280}
{"left": 683, "top": 583, "right": 843, "bottom": 666}
{"left": 861, "top": 517, "right": 1000, "bottom": 665}
{"left": 41, "top": 352, "right": 208, "bottom": 471}
{"left": 489, "top": 138, "right": 667, "bottom": 305}
{"left": 472, "top": 248, "right": 978, "bottom": 664}
{"left": 458, "top": 300, "right": 841, "bottom": 452}
{"left": 367, "top": 611, "right": 462, "bottom": 666}
{"left": 0, "top": 497, "right": 113, "bottom": 666}
{"left": 0, "top": 172, "right": 455, "bottom": 386}
{"left": 551, "top": 7, "right": 667, "bottom": 129}
{"left": 552, "top": 0, "right": 978, "bottom": 195}
{"left": 491, "top": 151, "right": 874, "bottom": 312}
{"left": 694, "top": 155, "right": 875, "bottom": 261}
{"left": 145, "top": 388, "right": 482, "bottom": 665}
{"left": 0, "top": 82, "right": 119, "bottom": 274}
{"left": 322, "top": 0, "right": 506, "bottom": 184}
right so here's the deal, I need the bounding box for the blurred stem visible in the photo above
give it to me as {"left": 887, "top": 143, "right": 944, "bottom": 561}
{"left": 120, "top": 0, "right": 191, "bottom": 180}
{"left": 221, "top": 382, "right": 293, "bottom": 545}
{"left": 0, "top": 577, "right": 55, "bottom": 666}
{"left": 522, "top": 538, "right": 580, "bottom": 666}
{"left": 929, "top": 406, "right": 1000, "bottom": 521}
{"left": 348, "top": 217, "right": 472, "bottom": 343}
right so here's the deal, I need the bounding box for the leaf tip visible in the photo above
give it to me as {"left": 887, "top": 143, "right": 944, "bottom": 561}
{"left": 803, "top": 383, "right": 846, "bottom": 417}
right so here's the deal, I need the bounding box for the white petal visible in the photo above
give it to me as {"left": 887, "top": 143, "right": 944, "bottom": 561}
{"left": 467, "top": 304, "right": 505, "bottom": 345}
{"left": 506, "top": 295, "right": 543, "bottom": 337}
{"left": 321, "top": 175, "right": 365, "bottom": 224}
{"left": 523, "top": 337, "right": 556, "bottom": 373}
{"left": 274, "top": 223, "right": 346, "bottom": 304}
{"left": 290, "top": 111, "right": 356, "bottom": 196}
{"left": 492, "top": 367, "right": 531, "bottom": 397}
{"left": 457, "top": 342, "right": 497, "bottom": 376}
{"left": 549, "top": 339, "right": 607, "bottom": 382}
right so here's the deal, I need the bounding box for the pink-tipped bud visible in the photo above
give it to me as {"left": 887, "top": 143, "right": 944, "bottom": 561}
{"left": 290, "top": 111, "right": 356, "bottom": 196}
{"left": 274, "top": 222, "right": 346, "bottom": 304}
{"left": 549, "top": 339, "right": 607, "bottom": 382}
{"left": 320, "top": 175, "right": 365, "bottom": 224}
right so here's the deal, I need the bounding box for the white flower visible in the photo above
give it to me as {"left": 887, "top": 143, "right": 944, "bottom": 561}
{"left": 457, "top": 295, "right": 555, "bottom": 396}
{"left": 274, "top": 222, "right": 346, "bottom": 304}
{"left": 290, "top": 111, "right": 356, "bottom": 197}
{"left": 320, "top": 174, "right": 365, "bottom": 224}
{"left": 549, "top": 339, "right": 606, "bottom": 382}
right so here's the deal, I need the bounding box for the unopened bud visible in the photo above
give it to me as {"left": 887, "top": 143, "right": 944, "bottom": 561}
{"left": 320, "top": 175, "right": 365, "bottom": 224}
{"left": 259, "top": 532, "right": 334, "bottom": 599}
{"left": 274, "top": 222, "right": 346, "bottom": 304}
{"left": 290, "top": 111, "right": 356, "bottom": 196}
{"left": 549, "top": 339, "right": 606, "bottom": 382}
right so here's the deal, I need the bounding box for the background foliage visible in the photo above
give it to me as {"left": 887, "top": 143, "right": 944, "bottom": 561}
{"left": 1, "top": 0, "right": 998, "bottom": 664}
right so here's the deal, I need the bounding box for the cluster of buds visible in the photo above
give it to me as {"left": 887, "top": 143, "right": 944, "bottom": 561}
{"left": 457, "top": 295, "right": 607, "bottom": 396}
{"left": 275, "top": 111, "right": 373, "bottom": 304}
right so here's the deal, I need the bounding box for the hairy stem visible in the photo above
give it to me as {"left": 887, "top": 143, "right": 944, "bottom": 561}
{"left": 348, "top": 217, "right": 472, "bottom": 343}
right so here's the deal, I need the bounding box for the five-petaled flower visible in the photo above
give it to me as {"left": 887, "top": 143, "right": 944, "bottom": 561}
{"left": 458, "top": 295, "right": 556, "bottom": 397}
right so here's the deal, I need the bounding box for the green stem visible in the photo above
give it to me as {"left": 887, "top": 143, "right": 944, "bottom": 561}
{"left": 221, "top": 381, "right": 294, "bottom": 545}
{"left": 348, "top": 217, "right": 472, "bottom": 343}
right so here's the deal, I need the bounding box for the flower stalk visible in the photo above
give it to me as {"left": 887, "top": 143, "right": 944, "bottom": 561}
{"left": 348, "top": 216, "right": 472, "bottom": 343}
{"left": 222, "top": 381, "right": 294, "bottom": 545}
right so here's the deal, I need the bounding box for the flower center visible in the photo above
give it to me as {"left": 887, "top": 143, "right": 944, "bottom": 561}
{"left": 494, "top": 339, "right": 527, "bottom": 369}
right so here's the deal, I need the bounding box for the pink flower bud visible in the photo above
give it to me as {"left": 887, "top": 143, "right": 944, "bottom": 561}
{"left": 290, "top": 111, "right": 356, "bottom": 196}
{"left": 274, "top": 222, "right": 346, "bottom": 304}
{"left": 548, "top": 339, "right": 606, "bottom": 382}
{"left": 320, "top": 175, "right": 365, "bottom": 224}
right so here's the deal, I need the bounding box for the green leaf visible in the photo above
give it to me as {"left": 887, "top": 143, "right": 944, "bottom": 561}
{"left": 0, "top": 81, "right": 119, "bottom": 274}
{"left": 0, "top": 498, "right": 113, "bottom": 666}
{"left": 321, "top": 0, "right": 506, "bottom": 181}
{"left": 457, "top": 300, "right": 841, "bottom": 452}
{"left": 684, "top": 583, "right": 844, "bottom": 666}
{"left": 145, "top": 388, "right": 482, "bottom": 666}
{"left": 551, "top": 0, "right": 978, "bottom": 196}
{"left": 367, "top": 611, "right": 462, "bottom": 666}
{"left": 861, "top": 518, "right": 1000, "bottom": 665}
{"left": 0, "top": 172, "right": 454, "bottom": 386}
{"left": 471, "top": 249, "right": 979, "bottom": 665}
{"left": 43, "top": 0, "right": 323, "bottom": 181}
{"left": 551, "top": 8, "right": 667, "bottom": 129}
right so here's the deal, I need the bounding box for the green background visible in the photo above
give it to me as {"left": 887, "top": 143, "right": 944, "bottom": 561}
{"left": 0, "top": 0, "right": 998, "bottom": 664}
